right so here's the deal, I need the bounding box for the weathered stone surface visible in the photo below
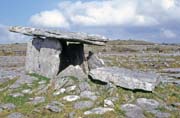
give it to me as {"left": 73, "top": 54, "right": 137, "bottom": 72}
{"left": 51, "top": 65, "right": 88, "bottom": 90}
{"left": 74, "top": 101, "right": 94, "bottom": 110}
{"left": 162, "top": 68, "right": 180, "bottom": 73}
{"left": 87, "top": 51, "right": 105, "bottom": 70}
{"left": 53, "top": 88, "right": 66, "bottom": 96}
{"left": 52, "top": 77, "right": 76, "bottom": 91}
{"left": 84, "top": 107, "right": 114, "bottom": 115}
{"left": 63, "top": 95, "right": 80, "bottom": 102}
{"left": 78, "top": 81, "right": 91, "bottom": 92}
{"left": 56, "top": 65, "right": 87, "bottom": 80}
{"left": 39, "top": 38, "right": 62, "bottom": 78}
{"left": 9, "top": 26, "right": 108, "bottom": 46}
{"left": 9, "top": 74, "right": 37, "bottom": 89}
{"left": 0, "top": 68, "right": 23, "bottom": 84}
{"left": 28, "top": 96, "right": 45, "bottom": 105}
{"left": 25, "top": 38, "right": 42, "bottom": 74}
{"left": 121, "top": 104, "right": 145, "bottom": 118}
{"left": 66, "top": 85, "right": 77, "bottom": 93}
{"left": 0, "top": 56, "right": 25, "bottom": 68}
{"left": 22, "top": 89, "right": 32, "bottom": 94}
{"left": 45, "top": 101, "right": 63, "bottom": 113}
{"left": 68, "top": 111, "right": 75, "bottom": 118}
{"left": 0, "top": 103, "right": 16, "bottom": 111}
{"left": 38, "top": 80, "right": 47, "bottom": 85}
{"left": 80, "top": 91, "right": 98, "bottom": 101}
{"left": 168, "top": 73, "right": 180, "bottom": 78}
{"left": 26, "top": 37, "right": 62, "bottom": 78}
{"left": 9, "top": 93, "right": 24, "bottom": 98}
{"left": 104, "top": 99, "right": 114, "bottom": 108}
{"left": 89, "top": 67, "right": 160, "bottom": 91}
{"left": 136, "top": 98, "right": 160, "bottom": 111}
{"left": 7, "top": 112, "right": 25, "bottom": 118}
{"left": 155, "top": 112, "right": 171, "bottom": 118}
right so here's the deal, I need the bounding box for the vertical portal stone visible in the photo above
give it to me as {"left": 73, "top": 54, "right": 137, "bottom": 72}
{"left": 39, "top": 38, "right": 62, "bottom": 78}
{"left": 25, "top": 37, "right": 62, "bottom": 78}
{"left": 25, "top": 37, "right": 43, "bottom": 73}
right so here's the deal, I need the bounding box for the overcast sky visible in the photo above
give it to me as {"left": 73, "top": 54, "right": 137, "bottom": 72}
{"left": 0, "top": 0, "right": 180, "bottom": 44}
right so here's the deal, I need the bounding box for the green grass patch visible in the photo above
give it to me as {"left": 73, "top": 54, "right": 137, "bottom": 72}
{"left": 0, "top": 78, "right": 18, "bottom": 89}
{"left": 29, "top": 73, "right": 50, "bottom": 82}
{"left": 2, "top": 95, "right": 29, "bottom": 106}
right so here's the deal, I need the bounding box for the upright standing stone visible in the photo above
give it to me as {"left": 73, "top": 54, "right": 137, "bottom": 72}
{"left": 26, "top": 37, "right": 43, "bottom": 73}
{"left": 87, "top": 51, "right": 105, "bottom": 70}
{"left": 26, "top": 37, "right": 62, "bottom": 78}
{"left": 39, "top": 38, "right": 62, "bottom": 78}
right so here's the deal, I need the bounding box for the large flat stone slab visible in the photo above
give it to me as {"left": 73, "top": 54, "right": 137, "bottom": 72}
{"left": 89, "top": 67, "right": 160, "bottom": 91}
{"left": 9, "top": 26, "right": 108, "bottom": 46}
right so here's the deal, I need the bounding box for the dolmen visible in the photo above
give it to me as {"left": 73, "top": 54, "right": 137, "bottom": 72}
{"left": 9, "top": 26, "right": 160, "bottom": 92}
{"left": 9, "top": 26, "right": 108, "bottom": 78}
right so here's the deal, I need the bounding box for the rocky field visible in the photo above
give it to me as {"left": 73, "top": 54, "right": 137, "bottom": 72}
{"left": 0, "top": 40, "right": 180, "bottom": 118}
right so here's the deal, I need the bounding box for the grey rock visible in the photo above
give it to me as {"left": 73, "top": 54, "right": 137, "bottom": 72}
{"left": 33, "top": 108, "right": 41, "bottom": 113}
{"left": 160, "top": 76, "right": 180, "bottom": 86}
{"left": 9, "top": 74, "right": 37, "bottom": 89}
{"left": 25, "top": 38, "right": 42, "bottom": 75}
{"left": 9, "top": 26, "right": 108, "bottom": 46}
{"left": 38, "top": 80, "right": 47, "bottom": 85}
{"left": 66, "top": 85, "right": 77, "bottom": 93}
{"left": 0, "top": 86, "right": 8, "bottom": 92}
{"left": 78, "top": 81, "right": 91, "bottom": 92}
{"left": 89, "top": 67, "right": 160, "bottom": 91}
{"left": 0, "top": 56, "right": 25, "bottom": 68}
{"left": 84, "top": 107, "right": 114, "bottom": 115}
{"left": 9, "top": 93, "right": 24, "bottom": 98}
{"left": 105, "top": 97, "right": 119, "bottom": 103}
{"left": 45, "top": 101, "right": 63, "bottom": 113}
{"left": 104, "top": 99, "right": 114, "bottom": 108}
{"left": 52, "top": 66, "right": 86, "bottom": 90}
{"left": 171, "top": 102, "right": 180, "bottom": 107}
{"left": 155, "top": 112, "right": 171, "bottom": 118}
{"left": 149, "top": 110, "right": 171, "bottom": 117}
{"left": 167, "top": 73, "right": 180, "bottom": 79}
{"left": 80, "top": 91, "right": 98, "bottom": 101}
{"left": 104, "top": 83, "right": 117, "bottom": 96}
{"left": 0, "top": 77, "right": 10, "bottom": 84}
{"left": 33, "top": 84, "right": 46, "bottom": 92}
{"left": 28, "top": 96, "right": 45, "bottom": 105}
{"left": 0, "top": 103, "right": 16, "bottom": 111}
{"left": 7, "top": 112, "right": 25, "bottom": 118}
{"left": 53, "top": 88, "right": 66, "bottom": 96}
{"left": 26, "top": 37, "right": 62, "bottom": 79}
{"left": 63, "top": 95, "right": 80, "bottom": 102}
{"left": 0, "top": 69, "right": 22, "bottom": 84}
{"left": 34, "top": 84, "right": 49, "bottom": 95}
{"left": 162, "top": 68, "right": 180, "bottom": 73}
{"left": 56, "top": 65, "right": 87, "bottom": 80}
{"left": 52, "top": 76, "right": 76, "bottom": 90}
{"left": 22, "top": 89, "right": 32, "bottom": 94}
{"left": 39, "top": 38, "right": 62, "bottom": 78}
{"left": 136, "top": 98, "right": 160, "bottom": 111}
{"left": 121, "top": 104, "right": 145, "bottom": 118}
{"left": 0, "top": 108, "right": 2, "bottom": 112}
{"left": 87, "top": 52, "right": 105, "bottom": 70}
{"left": 74, "top": 101, "right": 94, "bottom": 110}
{"left": 68, "top": 111, "right": 75, "bottom": 118}
{"left": 46, "top": 104, "right": 61, "bottom": 113}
